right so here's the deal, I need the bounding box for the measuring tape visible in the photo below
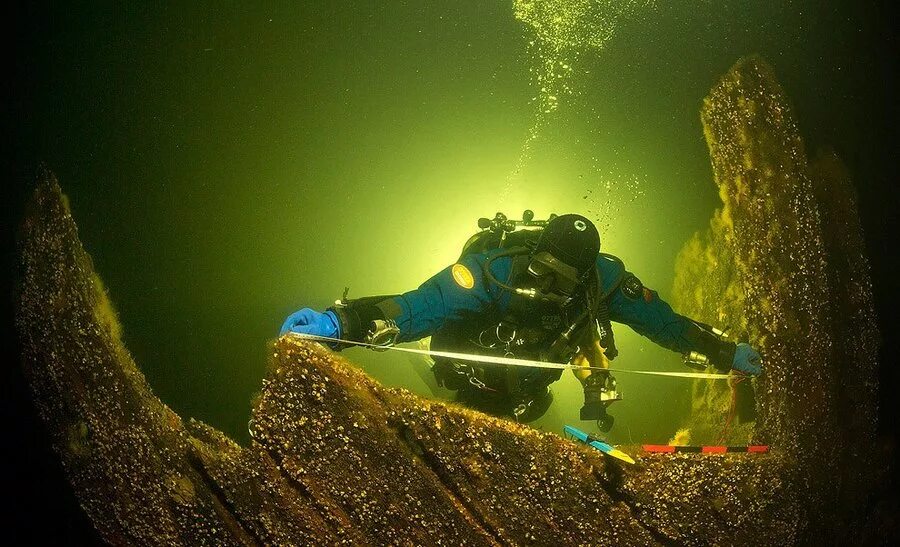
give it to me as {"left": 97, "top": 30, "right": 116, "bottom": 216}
{"left": 286, "top": 332, "right": 734, "bottom": 380}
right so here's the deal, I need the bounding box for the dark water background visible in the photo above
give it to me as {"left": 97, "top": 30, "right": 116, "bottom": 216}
{"left": 4, "top": 1, "right": 896, "bottom": 542}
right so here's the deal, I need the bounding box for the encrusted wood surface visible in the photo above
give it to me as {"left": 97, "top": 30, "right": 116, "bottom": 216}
{"left": 17, "top": 56, "right": 884, "bottom": 545}
{"left": 673, "top": 56, "right": 883, "bottom": 541}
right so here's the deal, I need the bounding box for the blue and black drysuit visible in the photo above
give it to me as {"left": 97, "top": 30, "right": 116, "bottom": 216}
{"left": 329, "top": 247, "right": 736, "bottom": 421}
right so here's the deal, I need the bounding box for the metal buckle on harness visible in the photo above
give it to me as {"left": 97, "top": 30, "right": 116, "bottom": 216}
{"left": 468, "top": 374, "right": 490, "bottom": 391}
{"left": 496, "top": 324, "right": 516, "bottom": 345}
{"left": 450, "top": 362, "right": 496, "bottom": 392}
{"left": 477, "top": 323, "right": 517, "bottom": 350}
{"left": 512, "top": 400, "right": 532, "bottom": 418}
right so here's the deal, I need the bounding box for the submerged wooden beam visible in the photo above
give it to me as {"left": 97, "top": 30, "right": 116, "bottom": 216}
{"left": 16, "top": 55, "right": 885, "bottom": 545}
{"left": 675, "top": 55, "right": 884, "bottom": 541}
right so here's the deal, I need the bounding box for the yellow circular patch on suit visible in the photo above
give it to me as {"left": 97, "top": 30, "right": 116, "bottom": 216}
{"left": 451, "top": 263, "right": 475, "bottom": 289}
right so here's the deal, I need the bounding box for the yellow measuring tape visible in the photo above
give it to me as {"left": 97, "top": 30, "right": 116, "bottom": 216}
{"left": 286, "top": 332, "right": 732, "bottom": 380}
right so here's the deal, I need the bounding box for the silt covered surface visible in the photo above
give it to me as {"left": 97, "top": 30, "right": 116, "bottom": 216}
{"left": 16, "top": 56, "right": 889, "bottom": 544}
{"left": 672, "top": 56, "right": 886, "bottom": 540}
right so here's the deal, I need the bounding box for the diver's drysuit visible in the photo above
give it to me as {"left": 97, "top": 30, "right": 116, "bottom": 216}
{"left": 327, "top": 226, "right": 737, "bottom": 425}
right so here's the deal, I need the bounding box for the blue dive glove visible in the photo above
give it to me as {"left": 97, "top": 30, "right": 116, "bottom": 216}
{"left": 732, "top": 342, "right": 763, "bottom": 376}
{"left": 279, "top": 308, "right": 341, "bottom": 338}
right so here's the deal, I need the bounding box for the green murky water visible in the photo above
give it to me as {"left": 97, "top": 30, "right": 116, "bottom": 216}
{"left": 23, "top": 1, "right": 880, "bottom": 446}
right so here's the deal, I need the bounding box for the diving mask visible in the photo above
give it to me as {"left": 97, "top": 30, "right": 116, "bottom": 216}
{"left": 527, "top": 251, "right": 582, "bottom": 301}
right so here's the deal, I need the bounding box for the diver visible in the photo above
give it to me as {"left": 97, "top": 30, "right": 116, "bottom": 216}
{"left": 279, "top": 211, "right": 762, "bottom": 430}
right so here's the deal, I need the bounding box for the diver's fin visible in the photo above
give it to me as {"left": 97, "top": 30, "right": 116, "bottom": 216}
{"left": 563, "top": 425, "right": 634, "bottom": 464}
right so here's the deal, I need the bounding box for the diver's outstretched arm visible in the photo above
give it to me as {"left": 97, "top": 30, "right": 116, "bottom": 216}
{"left": 605, "top": 270, "right": 762, "bottom": 376}
{"left": 280, "top": 251, "right": 510, "bottom": 347}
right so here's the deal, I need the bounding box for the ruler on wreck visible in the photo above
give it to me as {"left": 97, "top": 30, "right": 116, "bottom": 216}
{"left": 642, "top": 445, "right": 769, "bottom": 454}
